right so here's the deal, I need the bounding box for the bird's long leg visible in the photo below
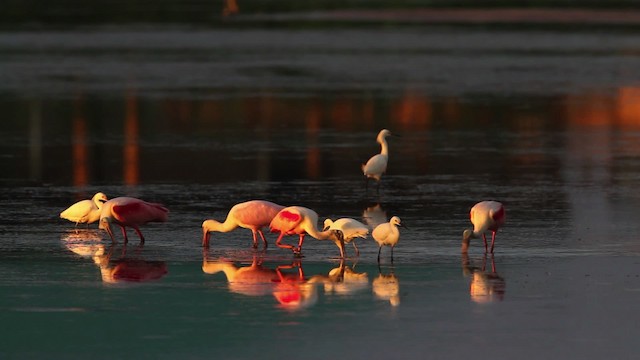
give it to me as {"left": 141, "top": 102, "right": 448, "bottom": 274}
{"left": 132, "top": 226, "right": 145, "bottom": 245}
{"left": 482, "top": 234, "right": 488, "bottom": 253}
{"left": 105, "top": 225, "right": 116, "bottom": 243}
{"left": 257, "top": 230, "right": 268, "bottom": 249}
{"left": 352, "top": 242, "right": 360, "bottom": 257}
{"left": 251, "top": 230, "right": 259, "bottom": 249}
{"left": 119, "top": 225, "right": 129, "bottom": 244}
{"left": 391, "top": 245, "right": 394, "bottom": 264}
{"left": 377, "top": 246, "right": 382, "bottom": 263}
{"left": 275, "top": 232, "right": 294, "bottom": 250}
{"left": 490, "top": 231, "right": 497, "bottom": 254}
{"left": 295, "top": 234, "right": 305, "bottom": 254}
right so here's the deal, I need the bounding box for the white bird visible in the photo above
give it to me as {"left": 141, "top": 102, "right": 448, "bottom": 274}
{"left": 60, "top": 192, "right": 108, "bottom": 226}
{"left": 99, "top": 197, "right": 169, "bottom": 244}
{"left": 362, "top": 129, "right": 392, "bottom": 193}
{"left": 462, "top": 201, "right": 506, "bottom": 253}
{"left": 372, "top": 216, "right": 403, "bottom": 263}
{"left": 323, "top": 218, "right": 369, "bottom": 258}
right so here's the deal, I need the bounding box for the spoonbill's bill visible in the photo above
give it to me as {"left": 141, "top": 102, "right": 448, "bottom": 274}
{"left": 372, "top": 216, "right": 403, "bottom": 263}
{"left": 60, "top": 192, "right": 108, "bottom": 226}
{"left": 462, "top": 201, "right": 505, "bottom": 253}
{"left": 202, "top": 200, "right": 285, "bottom": 249}
{"left": 362, "top": 129, "right": 392, "bottom": 193}
{"left": 269, "top": 206, "right": 333, "bottom": 255}
{"left": 99, "top": 197, "right": 169, "bottom": 244}
{"left": 323, "top": 218, "right": 369, "bottom": 258}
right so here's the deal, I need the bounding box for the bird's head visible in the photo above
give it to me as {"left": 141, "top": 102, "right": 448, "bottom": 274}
{"left": 322, "top": 218, "right": 334, "bottom": 231}
{"left": 201, "top": 220, "right": 219, "bottom": 247}
{"left": 98, "top": 216, "right": 111, "bottom": 230}
{"left": 377, "top": 129, "right": 392, "bottom": 143}
{"left": 390, "top": 216, "right": 402, "bottom": 227}
{"left": 462, "top": 229, "right": 475, "bottom": 253}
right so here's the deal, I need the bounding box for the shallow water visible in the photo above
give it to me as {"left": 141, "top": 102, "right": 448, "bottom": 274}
{"left": 2, "top": 16, "right": 640, "bottom": 359}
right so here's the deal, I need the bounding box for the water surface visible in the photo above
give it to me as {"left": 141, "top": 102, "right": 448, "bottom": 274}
{"left": 2, "top": 16, "right": 640, "bottom": 360}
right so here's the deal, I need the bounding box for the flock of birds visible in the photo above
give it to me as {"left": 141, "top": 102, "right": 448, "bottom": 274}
{"left": 59, "top": 129, "right": 506, "bottom": 262}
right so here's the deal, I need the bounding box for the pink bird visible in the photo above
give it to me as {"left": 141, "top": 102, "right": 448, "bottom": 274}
{"left": 462, "top": 201, "right": 505, "bottom": 253}
{"left": 99, "top": 197, "right": 169, "bottom": 244}
{"left": 202, "top": 200, "right": 286, "bottom": 248}
{"left": 269, "top": 206, "right": 334, "bottom": 255}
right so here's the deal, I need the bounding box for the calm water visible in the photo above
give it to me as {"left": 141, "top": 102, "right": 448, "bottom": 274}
{"left": 2, "top": 14, "right": 640, "bottom": 359}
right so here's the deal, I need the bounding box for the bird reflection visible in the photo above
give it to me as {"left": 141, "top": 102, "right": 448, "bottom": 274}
{"left": 462, "top": 253, "right": 506, "bottom": 303}
{"left": 307, "top": 260, "right": 369, "bottom": 296}
{"left": 372, "top": 266, "right": 400, "bottom": 306}
{"left": 92, "top": 244, "right": 168, "bottom": 283}
{"left": 202, "top": 250, "right": 317, "bottom": 310}
{"left": 362, "top": 203, "right": 388, "bottom": 230}
{"left": 62, "top": 232, "right": 167, "bottom": 283}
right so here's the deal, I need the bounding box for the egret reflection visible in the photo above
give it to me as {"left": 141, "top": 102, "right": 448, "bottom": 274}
{"left": 308, "top": 261, "right": 369, "bottom": 296}
{"left": 462, "top": 253, "right": 505, "bottom": 303}
{"left": 372, "top": 266, "right": 400, "bottom": 307}
{"left": 362, "top": 203, "right": 388, "bottom": 230}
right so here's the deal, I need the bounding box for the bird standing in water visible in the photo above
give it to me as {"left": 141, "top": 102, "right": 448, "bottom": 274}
{"left": 202, "top": 200, "right": 285, "bottom": 249}
{"left": 99, "top": 197, "right": 169, "bottom": 244}
{"left": 269, "top": 206, "right": 334, "bottom": 256}
{"left": 372, "top": 216, "right": 403, "bottom": 263}
{"left": 362, "top": 129, "right": 392, "bottom": 194}
{"left": 60, "top": 192, "right": 108, "bottom": 226}
{"left": 323, "top": 218, "right": 369, "bottom": 258}
{"left": 462, "top": 201, "right": 505, "bottom": 253}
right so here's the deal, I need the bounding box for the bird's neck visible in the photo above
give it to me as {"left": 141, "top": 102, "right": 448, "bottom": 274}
{"left": 379, "top": 139, "right": 389, "bottom": 156}
{"left": 202, "top": 261, "right": 237, "bottom": 280}
{"left": 211, "top": 218, "right": 238, "bottom": 233}
{"left": 305, "top": 224, "right": 333, "bottom": 240}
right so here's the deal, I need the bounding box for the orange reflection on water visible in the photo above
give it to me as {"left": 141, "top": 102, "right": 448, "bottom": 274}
{"left": 392, "top": 90, "right": 431, "bottom": 130}
{"left": 616, "top": 87, "right": 640, "bottom": 129}
{"left": 124, "top": 92, "right": 139, "bottom": 185}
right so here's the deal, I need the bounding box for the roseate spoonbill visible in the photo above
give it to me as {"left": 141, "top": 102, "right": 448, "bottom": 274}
{"left": 323, "top": 218, "right": 369, "bottom": 258}
{"left": 372, "top": 216, "right": 402, "bottom": 263}
{"left": 99, "top": 197, "right": 169, "bottom": 244}
{"left": 60, "top": 192, "right": 108, "bottom": 226}
{"left": 202, "top": 254, "right": 280, "bottom": 296}
{"left": 269, "top": 206, "right": 333, "bottom": 255}
{"left": 462, "top": 201, "right": 505, "bottom": 253}
{"left": 362, "top": 129, "right": 392, "bottom": 193}
{"left": 93, "top": 245, "right": 167, "bottom": 283}
{"left": 202, "top": 200, "right": 285, "bottom": 249}
{"left": 463, "top": 253, "right": 505, "bottom": 303}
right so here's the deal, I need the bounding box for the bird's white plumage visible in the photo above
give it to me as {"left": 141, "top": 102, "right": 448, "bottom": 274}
{"left": 60, "top": 192, "right": 108, "bottom": 225}
{"left": 372, "top": 216, "right": 402, "bottom": 262}
{"left": 362, "top": 129, "right": 392, "bottom": 183}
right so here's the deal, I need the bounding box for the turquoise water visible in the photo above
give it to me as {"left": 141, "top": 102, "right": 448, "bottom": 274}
{"left": 2, "top": 12, "right": 640, "bottom": 359}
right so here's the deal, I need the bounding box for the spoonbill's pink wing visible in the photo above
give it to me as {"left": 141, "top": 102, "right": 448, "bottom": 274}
{"left": 270, "top": 210, "right": 302, "bottom": 234}
{"left": 112, "top": 201, "right": 168, "bottom": 225}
